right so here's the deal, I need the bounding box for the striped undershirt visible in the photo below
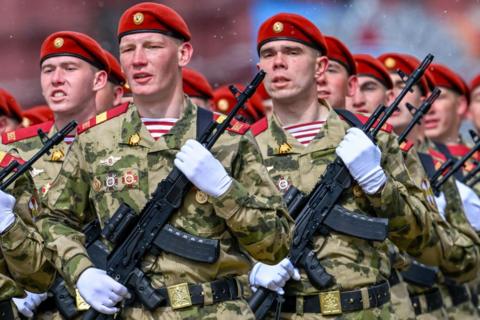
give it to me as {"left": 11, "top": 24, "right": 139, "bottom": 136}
{"left": 283, "top": 120, "right": 325, "bottom": 146}
{"left": 64, "top": 135, "right": 75, "bottom": 144}
{"left": 141, "top": 117, "right": 179, "bottom": 140}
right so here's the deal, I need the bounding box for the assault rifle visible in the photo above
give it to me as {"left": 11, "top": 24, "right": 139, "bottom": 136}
{"left": 398, "top": 88, "right": 441, "bottom": 144}
{"left": 430, "top": 130, "right": 480, "bottom": 195}
{"left": 248, "top": 54, "right": 434, "bottom": 319}
{"left": 83, "top": 71, "right": 266, "bottom": 320}
{"left": 0, "top": 120, "right": 77, "bottom": 190}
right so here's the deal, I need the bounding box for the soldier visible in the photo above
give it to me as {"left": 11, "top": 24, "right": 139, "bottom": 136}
{"left": 182, "top": 67, "right": 214, "bottom": 110}
{"left": 469, "top": 75, "right": 480, "bottom": 133}
{"left": 2, "top": 31, "right": 110, "bottom": 319}
{"left": 249, "top": 13, "right": 441, "bottom": 319}
{"left": 316, "top": 35, "right": 357, "bottom": 109}
{"left": 0, "top": 147, "right": 56, "bottom": 318}
{"left": 37, "top": 2, "right": 291, "bottom": 319}
{"left": 0, "top": 89, "right": 23, "bottom": 134}
{"left": 379, "top": 52, "right": 480, "bottom": 319}
{"left": 95, "top": 49, "right": 126, "bottom": 113}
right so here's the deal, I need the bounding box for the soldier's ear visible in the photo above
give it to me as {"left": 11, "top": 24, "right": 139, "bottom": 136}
{"left": 178, "top": 42, "right": 193, "bottom": 67}
{"left": 347, "top": 75, "right": 358, "bottom": 98}
{"left": 93, "top": 70, "right": 108, "bottom": 92}
{"left": 457, "top": 95, "right": 468, "bottom": 120}
{"left": 315, "top": 55, "right": 328, "bottom": 78}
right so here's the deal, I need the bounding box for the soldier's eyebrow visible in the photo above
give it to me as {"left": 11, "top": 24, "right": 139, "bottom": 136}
{"left": 360, "top": 80, "right": 380, "bottom": 90}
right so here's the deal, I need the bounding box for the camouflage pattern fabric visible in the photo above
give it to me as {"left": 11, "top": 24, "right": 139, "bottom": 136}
{"left": 37, "top": 98, "right": 292, "bottom": 318}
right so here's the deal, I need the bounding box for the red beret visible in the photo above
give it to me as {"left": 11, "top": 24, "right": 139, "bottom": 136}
{"left": 182, "top": 68, "right": 213, "bottom": 100}
{"left": 377, "top": 53, "right": 429, "bottom": 96}
{"left": 353, "top": 54, "right": 392, "bottom": 89}
{"left": 40, "top": 31, "right": 109, "bottom": 72}
{"left": 213, "top": 85, "right": 264, "bottom": 123}
{"left": 428, "top": 63, "right": 468, "bottom": 98}
{"left": 118, "top": 2, "right": 191, "bottom": 42}
{"left": 0, "top": 89, "right": 23, "bottom": 123}
{"left": 257, "top": 13, "right": 327, "bottom": 55}
{"left": 325, "top": 36, "right": 356, "bottom": 75}
{"left": 22, "top": 105, "right": 54, "bottom": 127}
{"left": 103, "top": 50, "right": 125, "bottom": 86}
{"left": 470, "top": 74, "right": 480, "bottom": 93}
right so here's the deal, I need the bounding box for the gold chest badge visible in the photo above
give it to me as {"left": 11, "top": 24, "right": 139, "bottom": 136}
{"left": 50, "top": 149, "right": 65, "bottom": 162}
{"left": 128, "top": 133, "right": 141, "bottom": 146}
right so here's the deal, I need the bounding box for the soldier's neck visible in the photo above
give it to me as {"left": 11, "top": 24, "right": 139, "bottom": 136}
{"left": 273, "top": 96, "right": 329, "bottom": 127}
{"left": 54, "top": 104, "right": 96, "bottom": 134}
{"left": 134, "top": 86, "right": 184, "bottom": 119}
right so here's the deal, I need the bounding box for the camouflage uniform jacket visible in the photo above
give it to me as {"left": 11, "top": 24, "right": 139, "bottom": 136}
{"left": 37, "top": 99, "right": 292, "bottom": 292}
{"left": 2, "top": 121, "right": 69, "bottom": 197}
{"left": 251, "top": 102, "right": 433, "bottom": 295}
{"left": 0, "top": 148, "right": 55, "bottom": 300}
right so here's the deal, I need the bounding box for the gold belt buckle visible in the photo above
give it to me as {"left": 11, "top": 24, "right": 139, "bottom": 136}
{"left": 167, "top": 283, "right": 193, "bottom": 310}
{"left": 319, "top": 290, "right": 342, "bottom": 315}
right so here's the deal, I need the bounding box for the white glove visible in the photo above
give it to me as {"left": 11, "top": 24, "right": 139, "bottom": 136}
{"left": 0, "top": 190, "right": 16, "bottom": 233}
{"left": 174, "top": 139, "right": 233, "bottom": 197}
{"left": 12, "top": 291, "right": 47, "bottom": 317}
{"left": 336, "top": 128, "right": 387, "bottom": 194}
{"left": 455, "top": 180, "right": 480, "bottom": 231}
{"left": 434, "top": 192, "right": 447, "bottom": 218}
{"left": 249, "top": 258, "right": 301, "bottom": 295}
{"left": 76, "top": 267, "right": 130, "bottom": 315}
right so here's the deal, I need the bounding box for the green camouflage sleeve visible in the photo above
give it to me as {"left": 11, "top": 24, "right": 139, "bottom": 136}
{"left": 365, "top": 132, "right": 432, "bottom": 254}
{"left": 0, "top": 161, "right": 55, "bottom": 293}
{"left": 35, "top": 140, "right": 93, "bottom": 286}
{"left": 211, "top": 132, "right": 293, "bottom": 264}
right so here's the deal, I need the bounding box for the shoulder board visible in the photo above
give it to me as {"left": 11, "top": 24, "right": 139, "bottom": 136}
{"left": 447, "top": 144, "right": 471, "bottom": 157}
{"left": 250, "top": 117, "right": 268, "bottom": 137}
{"left": 78, "top": 103, "right": 129, "bottom": 134}
{"left": 399, "top": 140, "right": 414, "bottom": 152}
{"left": 1, "top": 121, "right": 54, "bottom": 144}
{"left": 428, "top": 148, "right": 448, "bottom": 164}
{"left": 213, "top": 114, "right": 250, "bottom": 135}
{"left": 0, "top": 151, "right": 25, "bottom": 168}
{"left": 352, "top": 113, "right": 393, "bottom": 133}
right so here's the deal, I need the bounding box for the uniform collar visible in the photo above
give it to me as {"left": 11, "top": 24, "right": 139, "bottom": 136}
{"left": 119, "top": 96, "right": 198, "bottom": 152}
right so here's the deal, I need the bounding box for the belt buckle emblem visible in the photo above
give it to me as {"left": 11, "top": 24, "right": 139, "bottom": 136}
{"left": 319, "top": 290, "right": 342, "bottom": 315}
{"left": 167, "top": 283, "right": 192, "bottom": 310}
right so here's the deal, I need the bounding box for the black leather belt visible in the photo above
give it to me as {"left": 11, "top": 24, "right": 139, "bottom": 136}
{"left": 155, "top": 278, "right": 240, "bottom": 310}
{"left": 445, "top": 283, "right": 470, "bottom": 306}
{"left": 410, "top": 288, "right": 443, "bottom": 315}
{"left": 0, "top": 300, "right": 14, "bottom": 320}
{"left": 281, "top": 281, "right": 390, "bottom": 315}
{"left": 388, "top": 269, "right": 401, "bottom": 287}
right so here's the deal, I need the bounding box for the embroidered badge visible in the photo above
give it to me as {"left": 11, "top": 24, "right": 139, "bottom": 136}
{"left": 99, "top": 156, "right": 121, "bottom": 167}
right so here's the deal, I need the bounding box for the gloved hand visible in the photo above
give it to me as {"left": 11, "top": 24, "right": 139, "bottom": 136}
{"left": 0, "top": 190, "right": 16, "bottom": 233}
{"left": 76, "top": 267, "right": 130, "bottom": 315}
{"left": 12, "top": 291, "right": 47, "bottom": 317}
{"left": 455, "top": 180, "right": 480, "bottom": 231}
{"left": 249, "top": 258, "right": 301, "bottom": 295}
{"left": 336, "top": 128, "right": 387, "bottom": 194}
{"left": 174, "top": 139, "right": 233, "bottom": 197}
{"left": 434, "top": 192, "right": 447, "bottom": 218}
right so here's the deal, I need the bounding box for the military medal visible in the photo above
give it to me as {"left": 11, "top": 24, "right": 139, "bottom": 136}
{"left": 50, "top": 149, "right": 65, "bottom": 162}
{"left": 41, "top": 183, "right": 51, "bottom": 195}
{"left": 105, "top": 173, "right": 118, "bottom": 191}
{"left": 92, "top": 177, "right": 102, "bottom": 192}
{"left": 122, "top": 170, "right": 138, "bottom": 188}
{"left": 128, "top": 133, "right": 141, "bottom": 146}
{"left": 195, "top": 190, "right": 208, "bottom": 204}
{"left": 277, "top": 176, "right": 290, "bottom": 192}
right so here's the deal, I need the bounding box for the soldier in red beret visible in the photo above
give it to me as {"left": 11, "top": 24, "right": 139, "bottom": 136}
{"left": 38, "top": 2, "right": 291, "bottom": 319}
{"left": 0, "top": 89, "right": 24, "bottom": 134}
{"left": 250, "top": 12, "right": 438, "bottom": 320}
{"left": 96, "top": 49, "right": 126, "bottom": 113}
{"left": 182, "top": 67, "right": 214, "bottom": 110}
{"left": 315, "top": 35, "right": 357, "bottom": 109}
{"left": 2, "top": 30, "right": 110, "bottom": 319}
{"left": 469, "top": 75, "right": 480, "bottom": 133}
{"left": 346, "top": 54, "right": 393, "bottom": 115}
